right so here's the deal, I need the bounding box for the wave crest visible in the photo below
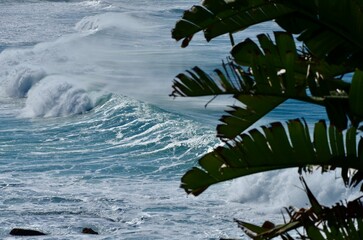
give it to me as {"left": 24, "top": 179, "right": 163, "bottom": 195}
{"left": 4, "top": 67, "right": 46, "bottom": 98}
{"left": 75, "top": 12, "right": 150, "bottom": 34}
{"left": 21, "top": 76, "right": 96, "bottom": 118}
{"left": 75, "top": 15, "right": 100, "bottom": 32}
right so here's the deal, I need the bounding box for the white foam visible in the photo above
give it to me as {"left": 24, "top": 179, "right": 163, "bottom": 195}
{"left": 227, "top": 170, "right": 360, "bottom": 210}
{"left": 21, "top": 76, "right": 94, "bottom": 118}
{"left": 3, "top": 67, "right": 46, "bottom": 98}
{"left": 78, "top": 0, "right": 112, "bottom": 9}
{"left": 75, "top": 12, "right": 152, "bottom": 33}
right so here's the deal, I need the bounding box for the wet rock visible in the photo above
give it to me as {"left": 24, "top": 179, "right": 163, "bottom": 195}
{"left": 10, "top": 228, "right": 46, "bottom": 236}
{"left": 82, "top": 227, "right": 98, "bottom": 235}
{"left": 262, "top": 220, "right": 275, "bottom": 229}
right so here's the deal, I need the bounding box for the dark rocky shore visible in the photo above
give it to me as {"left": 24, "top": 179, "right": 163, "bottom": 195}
{"left": 10, "top": 227, "right": 99, "bottom": 236}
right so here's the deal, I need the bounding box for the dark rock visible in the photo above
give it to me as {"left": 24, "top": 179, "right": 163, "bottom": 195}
{"left": 262, "top": 220, "right": 275, "bottom": 229}
{"left": 82, "top": 227, "right": 98, "bottom": 235}
{"left": 10, "top": 228, "right": 46, "bottom": 236}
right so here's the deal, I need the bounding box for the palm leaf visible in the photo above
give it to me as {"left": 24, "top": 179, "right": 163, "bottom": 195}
{"left": 349, "top": 69, "right": 363, "bottom": 123}
{"left": 181, "top": 119, "right": 362, "bottom": 196}
{"left": 276, "top": 0, "right": 363, "bottom": 67}
{"left": 170, "top": 66, "right": 242, "bottom": 97}
{"left": 322, "top": 69, "right": 363, "bottom": 130}
{"left": 235, "top": 180, "right": 363, "bottom": 239}
{"left": 171, "top": 0, "right": 294, "bottom": 44}
{"left": 217, "top": 95, "right": 285, "bottom": 139}
{"left": 173, "top": 33, "right": 310, "bottom": 139}
{"left": 173, "top": 0, "right": 363, "bottom": 69}
{"left": 231, "top": 32, "right": 308, "bottom": 97}
{"left": 172, "top": 32, "right": 352, "bottom": 140}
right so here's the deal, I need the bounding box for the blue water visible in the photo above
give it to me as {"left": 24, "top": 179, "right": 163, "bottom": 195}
{"left": 0, "top": 1, "right": 358, "bottom": 239}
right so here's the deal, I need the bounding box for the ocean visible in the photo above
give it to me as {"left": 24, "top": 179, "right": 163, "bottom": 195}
{"left": 0, "top": 0, "right": 358, "bottom": 239}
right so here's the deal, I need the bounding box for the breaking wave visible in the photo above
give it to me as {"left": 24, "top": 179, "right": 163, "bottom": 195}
{"left": 21, "top": 75, "right": 99, "bottom": 118}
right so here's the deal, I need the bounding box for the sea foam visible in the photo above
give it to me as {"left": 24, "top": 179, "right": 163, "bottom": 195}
{"left": 4, "top": 67, "right": 46, "bottom": 98}
{"left": 21, "top": 76, "right": 95, "bottom": 118}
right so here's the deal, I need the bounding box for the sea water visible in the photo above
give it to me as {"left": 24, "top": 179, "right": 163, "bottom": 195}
{"left": 0, "top": 1, "right": 358, "bottom": 239}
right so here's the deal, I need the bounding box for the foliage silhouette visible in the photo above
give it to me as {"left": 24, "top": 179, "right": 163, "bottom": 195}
{"left": 172, "top": 0, "right": 363, "bottom": 238}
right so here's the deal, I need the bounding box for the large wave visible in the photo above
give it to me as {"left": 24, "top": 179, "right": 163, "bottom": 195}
{"left": 21, "top": 76, "right": 98, "bottom": 118}
{"left": 0, "top": 4, "right": 231, "bottom": 119}
{"left": 3, "top": 67, "right": 46, "bottom": 98}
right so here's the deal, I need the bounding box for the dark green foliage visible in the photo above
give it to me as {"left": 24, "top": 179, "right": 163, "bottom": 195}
{"left": 171, "top": 0, "right": 363, "bottom": 239}
{"left": 235, "top": 178, "right": 363, "bottom": 239}
{"left": 181, "top": 120, "right": 363, "bottom": 196}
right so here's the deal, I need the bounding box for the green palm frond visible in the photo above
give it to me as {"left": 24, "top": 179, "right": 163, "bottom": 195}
{"left": 172, "top": 1, "right": 363, "bottom": 238}
{"left": 170, "top": 66, "right": 243, "bottom": 97}
{"left": 231, "top": 32, "right": 308, "bottom": 97}
{"left": 217, "top": 95, "right": 285, "bottom": 140}
{"left": 171, "top": 0, "right": 294, "bottom": 44}
{"left": 349, "top": 70, "right": 363, "bottom": 123}
{"left": 235, "top": 178, "right": 363, "bottom": 239}
{"left": 172, "top": 32, "right": 308, "bottom": 140}
{"left": 172, "top": 32, "right": 353, "bottom": 139}
{"left": 181, "top": 119, "right": 363, "bottom": 196}
{"left": 276, "top": 0, "right": 363, "bottom": 67}
{"left": 172, "top": 0, "right": 363, "bottom": 68}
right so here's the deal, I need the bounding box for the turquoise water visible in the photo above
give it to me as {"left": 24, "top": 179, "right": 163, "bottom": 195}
{"left": 0, "top": 1, "right": 357, "bottom": 239}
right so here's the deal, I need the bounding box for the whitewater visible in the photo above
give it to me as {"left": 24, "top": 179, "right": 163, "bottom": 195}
{"left": 0, "top": 0, "right": 359, "bottom": 239}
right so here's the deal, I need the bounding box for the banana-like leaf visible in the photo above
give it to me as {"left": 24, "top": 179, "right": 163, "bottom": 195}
{"left": 173, "top": 0, "right": 363, "bottom": 68}
{"left": 174, "top": 32, "right": 351, "bottom": 139}
{"left": 217, "top": 95, "right": 285, "bottom": 139}
{"left": 235, "top": 181, "right": 363, "bottom": 239}
{"left": 349, "top": 69, "right": 363, "bottom": 122}
{"left": 321, "top": 69, "right": 363, "bottom": 130}
{"left": 235, "top": 218, "right": 300, "bottom": 240}
{"left": 172, "top": 32, "right": 354, "bottom": 140}
{"left": 217, "top": 32, "right": 306, "bottom": 139}
{"left": 231, "top": 32, "right": 307, "bottom": 97}
{"left": 181, "top": 119, "right": 362, "bottom": 196}
{"left": 172, "top": 33, "right": 298, "bottom": 139}
{"left": 171, "top": 0, "right": 294, "bottom": 44}
{"left": 276, "top": 0, "right": 363, "bottom": 67}
{"left": 170, "top": 66, "right": 243, "bottom": 97}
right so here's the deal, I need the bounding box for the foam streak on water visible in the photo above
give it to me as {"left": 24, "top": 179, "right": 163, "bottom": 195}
{"left": 0, "top": 0, "right": 359, "bottom": 239}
